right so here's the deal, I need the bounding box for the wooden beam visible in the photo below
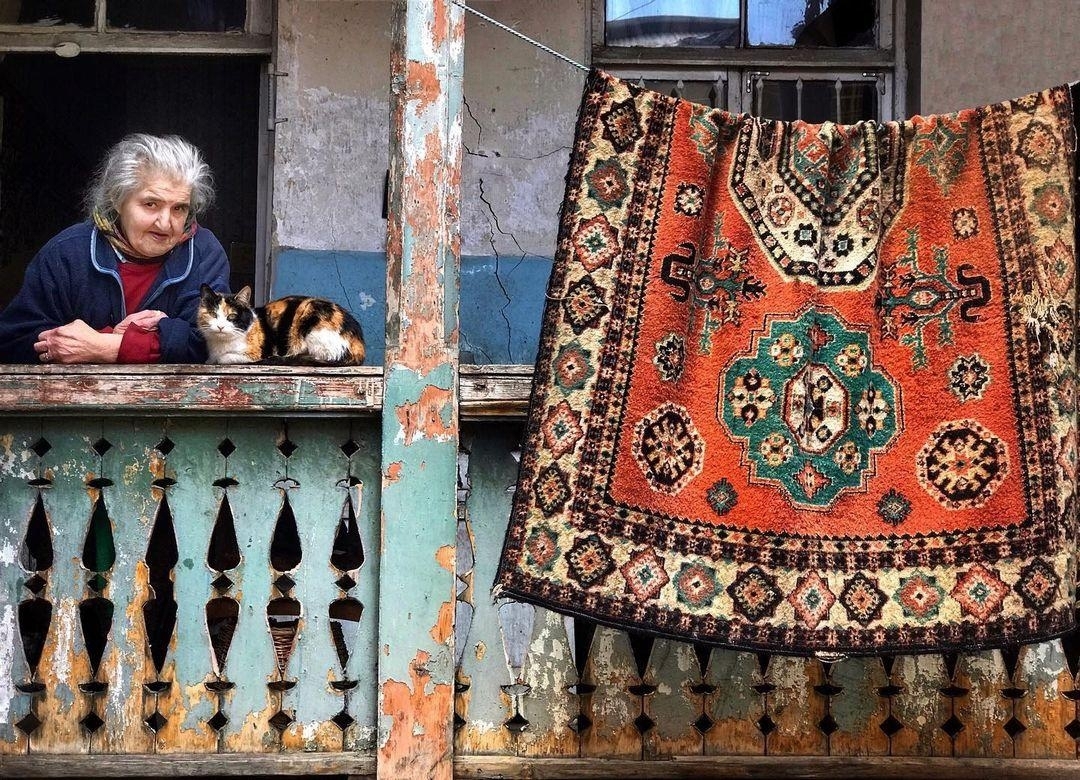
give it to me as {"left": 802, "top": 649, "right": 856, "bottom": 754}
{"left": 0, "top": 364, "right": 532, "bottom": 417}
{"left": 1, "top": 753, "right": 374, "bottom": 777}
{"left": 454, "top": 756, "right": 1080, "bottom": 779}
{"left": 0, "top": 30, "right": 271, "bottom": 55}
{"left": 379, "top": 1, "right": 464, "bottom": 778}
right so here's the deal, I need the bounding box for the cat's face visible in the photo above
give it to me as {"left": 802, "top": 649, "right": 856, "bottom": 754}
{"left": 198, "top": 285, "right": 255, "bottom": 340}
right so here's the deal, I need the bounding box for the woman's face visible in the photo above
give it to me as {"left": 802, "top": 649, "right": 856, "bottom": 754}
{"left": 116, "top": 173, "right": 193, "bottom": 258}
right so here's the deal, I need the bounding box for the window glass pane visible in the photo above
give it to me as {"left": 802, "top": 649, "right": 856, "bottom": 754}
{"left": 108, "top": 0, "right": 246, "bottom": 32}
{"left": 749, "top": 0, "right": 876, "bottom": 47}
{"left": 839, "top": 81, "right": 877, "bottom": 122}
{"left": 4, "top": 0, "right": 93, "bottom": 26}
{"left": 757, "top": 81, "right": 797, "bottom": 121}
{"left": 800, "top": 80, "right": 836, "bottom": 122}
{"left": 606, "top": 0, "right": 739, "bottom": 47}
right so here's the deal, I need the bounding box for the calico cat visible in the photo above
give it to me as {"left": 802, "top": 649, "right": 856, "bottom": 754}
{"left": 198, "top": 284, "right": 366, "bottom": 365}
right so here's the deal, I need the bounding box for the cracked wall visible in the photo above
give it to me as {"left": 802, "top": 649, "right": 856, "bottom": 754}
{"left": 271, "top": 0, "right": 585, "bottom": 364}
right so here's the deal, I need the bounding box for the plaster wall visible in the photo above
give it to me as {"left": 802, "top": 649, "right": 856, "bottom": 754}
{"left": 919, "top": 0, "right": 1080, "bottom": 114}
{"left": 272, "top": 0, "right": 586, "bottom": 258}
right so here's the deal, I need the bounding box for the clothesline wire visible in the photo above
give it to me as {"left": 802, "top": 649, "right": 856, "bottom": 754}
{"left": 451, "top": 0, "right": 590, "bottom": 73}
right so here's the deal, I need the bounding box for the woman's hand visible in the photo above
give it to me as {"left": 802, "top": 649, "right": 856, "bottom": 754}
{"left": 35, "top": 320, "right": 123, "bottom": 364}
{"left": 114, "top": 309, "right": 167, "bottom": 336}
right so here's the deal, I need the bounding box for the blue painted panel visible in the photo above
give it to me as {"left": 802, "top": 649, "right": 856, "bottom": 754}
{"left": 271, "top": 250, "right": 552, "bottom": 365}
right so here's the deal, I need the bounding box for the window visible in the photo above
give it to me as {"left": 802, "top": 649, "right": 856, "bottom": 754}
{"left": 593, "top": 0, "right": 906, "bottom": 123}
{"left": 0, "top": 0, "right": 272, "bottom": 309}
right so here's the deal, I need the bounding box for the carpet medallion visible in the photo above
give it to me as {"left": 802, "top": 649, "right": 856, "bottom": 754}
{"left": 495, "top": 70, "right": 1078, "bottom": 654}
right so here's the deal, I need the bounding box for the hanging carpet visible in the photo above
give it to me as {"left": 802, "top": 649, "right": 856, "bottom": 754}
{"left": 495, "top": 70, "right": 1079, "bottom": 655}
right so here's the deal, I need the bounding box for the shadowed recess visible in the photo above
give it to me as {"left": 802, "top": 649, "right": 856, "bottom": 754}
{"left": 331, "top": 493, "right": 365, "bottom": 572}
{"left": 267, "top": 597, "right": 301, "bottom": 675}
{"left": 270, "top": 494, "right": 302, "bottom": 572}
{"left": 144, "top": 496, "right": 179, "bottom": 675}
{"left": 78, "top": 596, "right": 114, "bottom": 678}
{"left": 82, "top": 495, "right": 116, "bottom": 574}
{"left": 328, "top": 597, "right": 363, "bottom": 671}
{"left": 20, "top": 493, "right": 53, "bottom": 572}
{"left": 208, "top": 493, "right": 242, "bottom": 572}
{"left": 18, "top": 598, "right": 52, "bottom": 676}
{"left": 206, "top": 596, "right": 240, "bottom": 675}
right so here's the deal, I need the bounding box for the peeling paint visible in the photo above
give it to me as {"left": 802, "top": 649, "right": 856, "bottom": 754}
{"left": 395, "top": 385, "right": 455, "bottom": 445}
{"left": 0, "top": 604, "right": 15, "bottom": 726}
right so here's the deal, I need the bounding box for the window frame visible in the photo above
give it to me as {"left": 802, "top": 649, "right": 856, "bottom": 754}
{"left": 591, "top": 0, "right": 907, "bottom": 121}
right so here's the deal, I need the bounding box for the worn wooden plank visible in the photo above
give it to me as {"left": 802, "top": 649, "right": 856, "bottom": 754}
{"left": 0, "top": 365, "right": 532, "bottom": 417}
{"left": 704, "top": 650, "right": 765, "bottom": 756}
{"left": 3, "top": 752, "right": 374, "bottom": 776}
{"left": 379, "top": 0, "right": 464, "bottom": 777}
{"left": 645, "top": 641, "right": 705, "bottom": 759}
{"left": 454, "top": 755, "right": 1080, "bottom": 778}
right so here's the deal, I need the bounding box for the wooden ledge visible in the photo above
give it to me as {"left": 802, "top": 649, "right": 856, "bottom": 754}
{"left": 0, "top": 364, "right": 534, "bottom": 418}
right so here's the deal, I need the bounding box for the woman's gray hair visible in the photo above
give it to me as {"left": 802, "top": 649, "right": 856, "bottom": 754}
{"left": 85, "top": 133, "right": 214, "bottom": 223}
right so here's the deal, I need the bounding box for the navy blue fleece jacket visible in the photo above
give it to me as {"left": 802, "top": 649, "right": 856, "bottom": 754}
{"left": 0, "top": 222, "right": 230, "bottom": 363}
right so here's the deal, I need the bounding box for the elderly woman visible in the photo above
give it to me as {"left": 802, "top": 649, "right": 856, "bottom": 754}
{"left": 0, "top": 134, "right": 230, "bottom": 363}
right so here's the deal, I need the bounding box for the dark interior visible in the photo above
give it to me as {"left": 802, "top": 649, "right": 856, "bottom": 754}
{"left": 0, "top": 52, "right": 263, "bottom": 307}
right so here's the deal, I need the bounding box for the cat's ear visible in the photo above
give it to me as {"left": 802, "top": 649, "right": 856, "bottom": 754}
{"left": 200, "top": 283, "right": 215, "bottom": 300}
{"left": 235, "top": 286, "right": 253, "bottom": 306}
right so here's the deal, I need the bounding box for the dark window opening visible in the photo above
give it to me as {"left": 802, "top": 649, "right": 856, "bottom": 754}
{"left": 0, "top": 52, "right": 263, "bottom": 308}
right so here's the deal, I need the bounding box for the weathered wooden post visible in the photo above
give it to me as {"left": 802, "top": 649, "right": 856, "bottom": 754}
{"left": 379, "top": 0, "right": 463, "bottom": 777}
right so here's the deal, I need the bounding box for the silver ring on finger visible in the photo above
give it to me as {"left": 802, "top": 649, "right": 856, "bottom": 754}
{"left": 41, "top": 351, "right": 50, "bottom": 362}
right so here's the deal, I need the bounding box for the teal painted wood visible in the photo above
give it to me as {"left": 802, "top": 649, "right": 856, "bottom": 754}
{"left": 0, "top": 416, "right": 381, "bottom": 755}
{"left": 379, "top": 0, "right": 464, "bottom": 775}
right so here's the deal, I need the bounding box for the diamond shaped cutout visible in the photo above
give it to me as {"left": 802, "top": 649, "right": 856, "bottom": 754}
{"left": 87, "top": 574, "right": 109, "bottom": 593}
{"left": 818, "top": 714, "right": 839, "bottom": 735}
{"left": 156, "top": 437, "right": 175, "bottom": 456}
{"left": 277, "top": 438, "right": 298, "bottom": 459}
{"left": 30, "top": 438, "right": 51, "bottom": 458}
{"left": 693, "top": 713, "right": 715, "bottom": 734}
{"left": 335, "top": 574, "right": 357, "bottom": 591}
{"left": 217, "top": 439, "right": 236, "bottom": 459}
{"left": 269, "top": 710, "right": 294, "bottom": 732}
{"left": 212, "top": 574, "right": 234, "bottom": 593}
{"left": 15, "top": 712, "right": 42, "bottom": 735}
{"left": 504, "top": 713, "right": 529, "bottom": 733}
{"left": 340, "top": 440, "right": 360, "bottom": 458}
{"left": 454, "top": 712, "right": 466, "bottom": 731}
{"left": 1004, "top": 717, "right": 1027, "bottom": 739}
{"left": 941, "top": 714, "right": 965, "bottom": 738}
{"left": 880, "top": 715, "right": 904, "bottom": 736}
{"left": 331, "top": 710, "right": 355, "bottom": 731}
{"left": 757, "top": 714, "right": 777, "bottom": 736}
{"left": 275, "top": 574, "right": 295, "bottom": 594}
{"left": 24, "top": 574, "right": 47, "bottom": 595}
{"left": 633, "top": 712, "right": 656, "bottom": 734}
{"left": 144, "top": 711, "right": 167, "bottom": 733}
{"left": 81, "top": 711, "right": 105, "bottom": 733}
{"left": 91, "top": 438, "right": 112, "bottom": 457}
{"left": 1066, "top": 718, "right": 1080, "bottom": 740}
{"left": 208, "top": 710, "right": 229, "bottom": 732}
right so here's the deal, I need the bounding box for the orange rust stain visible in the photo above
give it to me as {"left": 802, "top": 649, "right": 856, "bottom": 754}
{"left": 431, "top": 598, "right": 455, "bottom": 646}
{"left": 384, "top": 461, "right": 404, "bottom": 486}
{"left": 435, "top": 544, "right": 454, "bottom": 573}
{"left": 394, "top": 385, "right": 455, "bottom": 446}
{"left": 380, "top": 650, "right": 453, "bottom": 779}
{"left": 406, "top": 60, "right": 440, "bottom": 114}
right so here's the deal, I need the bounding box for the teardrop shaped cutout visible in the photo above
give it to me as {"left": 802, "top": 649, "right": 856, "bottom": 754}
{"left": 20, "top": 494, "right": 53, "bottom": 572}
{"left": 143, "top": 593, "right": 177, "bottom": 675}
{"left": 206, "top": 596, "right": 240, "bottom": 675}
{"left": 18, "top": 597, "right": 52, "bottom": 675}
{"left": 270, "top": 495, "right": 302, "bottom": 572}
{"left": 330, "top": 494, "right": 364, "bottom": 572}
{"left": 208, "top": 493, "right": 242, "bottom": 572}
{"left": 328, "top": 597, "right": 363, "bottom": 670}
{"left": 267, "top": 597, "right": 301, "bottom": 675}
{"left": 78, "top": 596, "right": 114, "bottom": 678}
{"left": 146, "top": 495, "right": 179, "bottom": 575}
{"left": 82, "top": 496, "right": 116, "bottom": 573}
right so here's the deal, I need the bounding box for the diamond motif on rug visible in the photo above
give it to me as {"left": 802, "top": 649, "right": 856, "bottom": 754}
{"left": 632, "top": 403, "right": 705, "bottom": 495}
{"left": 719, "top": 306, "right": 900, "bottom": 509}
{"left": 916, "top": 419, "right": 1008, "bottom": 509}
